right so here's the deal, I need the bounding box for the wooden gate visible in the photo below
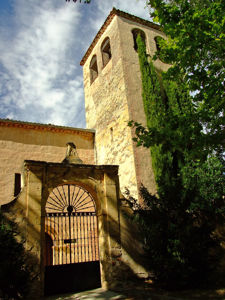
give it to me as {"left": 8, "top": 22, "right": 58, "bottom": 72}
{"left": 44, "top": 184, "right": 101, "bottom": 295}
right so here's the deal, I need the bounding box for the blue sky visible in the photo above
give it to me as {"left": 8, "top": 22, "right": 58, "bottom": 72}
{"left": 0, "top": 0, "right": 150, "bottom": 128}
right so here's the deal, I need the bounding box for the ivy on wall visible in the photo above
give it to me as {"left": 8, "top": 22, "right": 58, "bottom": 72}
{"left": 131, "top": 34, "right": 202, "bottom": 189}
{"left": 128, "top": 34, "right": 225, "bottom": 288}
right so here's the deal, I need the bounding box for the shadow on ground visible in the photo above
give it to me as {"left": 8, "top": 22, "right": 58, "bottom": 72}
{"left": 43, "top": 288, "right": 126, "bottom": 300}
{"left": 42, "top": 283, "right": 225, "bottom": 300}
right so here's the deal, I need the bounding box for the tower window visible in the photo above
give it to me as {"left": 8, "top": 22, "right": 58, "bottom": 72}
{"left": 90, "top": 55, "right": 98, "bottom": 84}
{"left": 132, "top": 28, "right": 146, "bottom": 52}
{"left": 14, "top": 173, "right": 21, "bottom": 197}
{"left": 101, "top": 37, "right": 111, "bottom": 67}
{"left": 154, "top": 36, "right": 167, "bottom": 63}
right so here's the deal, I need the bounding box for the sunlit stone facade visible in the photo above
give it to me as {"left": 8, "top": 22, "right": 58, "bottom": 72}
{"left": 81, "top": 8, "right": 168, "bottom": 201}
{"left": 0, "top": 8, "right": 170, "bottom": 298}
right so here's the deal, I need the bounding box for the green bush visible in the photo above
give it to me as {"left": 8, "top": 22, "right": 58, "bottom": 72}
{"left": 128, "top": 156, "right": 225, "bottom": 288}
{"left": 0, "top": 212, "right": 32, "bottom": 299}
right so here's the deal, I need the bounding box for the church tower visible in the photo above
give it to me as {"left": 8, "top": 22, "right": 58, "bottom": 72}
{"left": 80, "top": 8, "right": 168, "bottom": 200}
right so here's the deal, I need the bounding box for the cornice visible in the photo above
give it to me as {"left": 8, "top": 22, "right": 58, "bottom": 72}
{"left": 80, "top": 7, "right": 161, "bottom": 66}
{"left": 0, "top": 119, "right": 95, "bottom": 137}
{"left": 24, "top": 160, "right": 119, "bottom": 173}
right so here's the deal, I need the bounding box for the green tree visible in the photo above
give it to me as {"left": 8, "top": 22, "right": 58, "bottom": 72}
{"left": 147, "top": 0, "right": 225, "bottom": 153}
{"left": 128, "top": 33, "right": 225, "bottom": 288}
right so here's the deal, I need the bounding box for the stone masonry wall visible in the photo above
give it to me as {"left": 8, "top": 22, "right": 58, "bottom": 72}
{"left": 117, "top": 16, "right": 169, "bottom": 198}
{"left": 0, "top": 122, "right": 94, "bottom": 205}
{"left": 83, "top": 14, "right": 170, "bottom": 200}
{"left": 83, "top": 16, "right": 138, "bottom": 199}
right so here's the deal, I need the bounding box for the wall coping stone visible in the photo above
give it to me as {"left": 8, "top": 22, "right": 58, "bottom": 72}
{"left": 24, "top": 160, "right": 119, "bottom": 173}
{"left": 0, "top": 118, "right": 95, "bottom": 137}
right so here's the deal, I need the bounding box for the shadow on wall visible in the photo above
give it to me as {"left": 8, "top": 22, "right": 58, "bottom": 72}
{"left": 1, "top": 162, "right": 150, "bottom": 299}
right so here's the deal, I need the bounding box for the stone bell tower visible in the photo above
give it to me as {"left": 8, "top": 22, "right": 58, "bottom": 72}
{"left": 80, "top": 8, "right": 168, "bottom": 200}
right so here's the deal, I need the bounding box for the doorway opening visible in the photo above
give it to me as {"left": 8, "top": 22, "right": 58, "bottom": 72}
{"left": 44, "top": 184, "right": 101, "bottom": 296}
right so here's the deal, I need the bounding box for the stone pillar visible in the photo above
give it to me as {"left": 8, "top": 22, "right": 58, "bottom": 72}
{"left": 23, "top": 162, "right": 45, "bottom": 298}
{"left": 101, "top": 171, "right": 122, "bottom": 288}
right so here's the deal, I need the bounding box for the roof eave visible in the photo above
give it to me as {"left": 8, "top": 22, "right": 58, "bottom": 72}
{"left": 0, "top": 119, "right": 95, "bottom": 136}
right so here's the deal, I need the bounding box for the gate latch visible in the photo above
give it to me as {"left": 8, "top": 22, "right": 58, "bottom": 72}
{"left": 64, "top": 238, "right": 77, "bottom": 244}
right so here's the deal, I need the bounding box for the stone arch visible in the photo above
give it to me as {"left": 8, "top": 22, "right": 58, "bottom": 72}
{"left": 89, "top": 54, "right": 98, "bottom": 84}
{"left": 20, "top": 161, "right": 121, "bottom": 296}
{"left": 43, "top": 179, "right": 101, "bottom": 216}
{"left": 101, "top": 37, "right": 111, "bottom": 67}
{"left": 44, "top": 183, "right": 100, "bottom": 265}
{"left": 131, "top": 28, "right": 146, "bottom": 51}
{"left": 154, "top": 35, "right": 166, "bottom": 62}
{"left": 45, "top": 184, "right": 97, "bottom": 213}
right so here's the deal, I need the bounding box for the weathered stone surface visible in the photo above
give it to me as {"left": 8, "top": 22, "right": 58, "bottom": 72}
{"left": 11, "top": 161, "right": 122, "bottom": 296}
{"left": 0, "top": 9, "right": 173, "bottom": 296}
{"left": 83, "top": 17, "right": 138, "bottom": 200}
{"left": 83, "top": 14, "right": 169, "bottom": 202}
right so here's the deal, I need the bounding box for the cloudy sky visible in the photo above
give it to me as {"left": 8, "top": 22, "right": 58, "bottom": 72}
{"left": 0, "top": 0, "right": 150, "bottom": 129}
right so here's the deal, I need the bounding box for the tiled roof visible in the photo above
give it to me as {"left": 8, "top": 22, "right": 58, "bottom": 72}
{"left": 0, "top": 119, "right": 95, "bottom": 136}
{"left": 80, "top": 7, "right": 161, "bottom": 66}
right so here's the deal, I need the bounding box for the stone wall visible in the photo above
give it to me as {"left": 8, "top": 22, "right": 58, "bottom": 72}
{"left": 83, "top": 14, "right": 169, "bottom": 201}
{"left": 117, "top": 16, "right": 169, "bottom": 198}
{"left": 0, "top": 120, "right": 95, "bottom": 205}
{"left": 83, "top": 16, "right": 138, "bottom": 199}
{"left": 6, "top": 160, "right": 148, "bottom": 297}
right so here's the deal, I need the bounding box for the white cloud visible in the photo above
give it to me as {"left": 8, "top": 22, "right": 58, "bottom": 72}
{"left": 0, "top": 0, "right": 149, "bottom": 128}
{"left": 0, "top": 0, "right": 85, "bottom": 127}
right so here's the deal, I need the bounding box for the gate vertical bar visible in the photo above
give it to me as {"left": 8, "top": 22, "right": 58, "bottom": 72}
{"left": 76, "top": 213, "right": 80, "bottom": 262}
{"left": 53, "top": 214, "right": 55, "bottom": 264}
{"left": 68, "top": 185, "right": 72, "bottom": 264}
{"left": 45, "top": 184, "right": 99, "bottom": 267}
{"left": 57, "top": 213, "right": 59, "bottom": 265}
{"left": 94, "top": 216, "right": 97, "bottom": 260}
{"left": 87, "top": 213, "right": 90, "bottom": 261}
{"left": 82, "top": 213, "right": 85, "bottom": 262}
{"left": 72, "top": 213, "right": 75, "bottom": 263}
{"left": 90, "top": 213, "right": 94, "bottom": 261}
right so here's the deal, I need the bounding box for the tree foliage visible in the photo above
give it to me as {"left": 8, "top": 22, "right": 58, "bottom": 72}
{"left": 128, "top": 32, "right": 225, "bottom": 288}
{"left": 0, "top": 212, "right": 33, "bottom": 299}
{"left": 147, "top": 0, "right": 225, "bottom": 151}
{"left": 130, "top": 160, "right": 225, "bottom": 288}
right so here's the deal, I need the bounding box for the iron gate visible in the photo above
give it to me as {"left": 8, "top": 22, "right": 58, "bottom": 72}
{"left": 44, "top": 184, "right": 101, "bottom": 295}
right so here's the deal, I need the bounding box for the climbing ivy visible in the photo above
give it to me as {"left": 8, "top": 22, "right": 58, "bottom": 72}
{"left": 128, "top": 34, "right": 225, "bottom": 288}
{"left": 131, "top": 34, "right": 204, "bottom": 187}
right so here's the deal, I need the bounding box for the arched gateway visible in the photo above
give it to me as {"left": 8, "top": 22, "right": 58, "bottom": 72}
{"left": 10, "top": 160, "right": 146, "bottom": 298}
{"left": 44, "top": 184, "right": 101, "bottom": 295}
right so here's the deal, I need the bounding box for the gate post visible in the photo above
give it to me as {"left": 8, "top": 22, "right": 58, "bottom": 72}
{"left": 100, "top": 170, "right": 121, "bottom": 288}
{"left": 23, "top": 161, "right": 46, "bottom": 298}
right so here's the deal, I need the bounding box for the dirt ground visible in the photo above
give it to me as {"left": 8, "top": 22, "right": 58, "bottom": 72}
{"left": 111, "top": 279, "right": 225, "bottom": 300}
{"left": 43, "top": 280, "right": 225, "bottom": 300}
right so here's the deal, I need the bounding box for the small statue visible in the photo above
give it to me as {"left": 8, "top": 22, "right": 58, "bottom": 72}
{"left": 62, "top": 142, "right": 83, "bottom": 164}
